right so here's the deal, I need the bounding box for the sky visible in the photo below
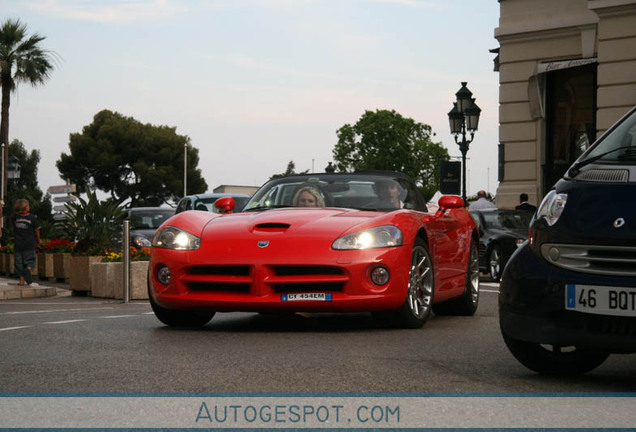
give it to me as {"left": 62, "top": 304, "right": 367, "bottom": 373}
{"left": 2, "top": 0, "right": 501, "bottom": 201}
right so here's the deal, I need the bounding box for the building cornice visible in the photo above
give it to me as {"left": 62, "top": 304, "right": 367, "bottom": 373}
{"left": 588, "top": 0, "right": 636, "bottom": 17}
{"left": 495, "top": 21, "right": 597, "bottom": 44}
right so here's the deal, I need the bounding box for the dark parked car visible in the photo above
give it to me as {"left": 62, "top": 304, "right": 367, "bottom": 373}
{"left": 175, "top": 193, "right": 250, "bottom": 214}
{"left": 470, "top": 209, "right": 533, "bottom": 281}
{"left": 500, "top": 105, "right": 636, "bottom": 375}
{"left": 128, "top": 207, "right": 175, "bottom": 249}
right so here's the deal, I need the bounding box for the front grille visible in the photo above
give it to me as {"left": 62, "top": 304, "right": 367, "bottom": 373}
{"left": 272, "top": 266, "right": 344, "bottom": 276}
{"left": 189, "top": 265, "right": 250, "bottom": 276}
{"left": 184, "top": 265, "right": 252, "bottom": 292}
{"left": 181, "top": 265, "right": 348, "bottom": 293}
{"left": 541, "top": 243, "right": 636, "bottom": 276}
{"left": 576, "top": 168, "right": 629, "bottom": 183}
{"left": 268, "top": 265, "right": 347, "bottom": 293}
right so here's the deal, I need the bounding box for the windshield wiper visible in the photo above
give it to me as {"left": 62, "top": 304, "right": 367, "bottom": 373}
{"left": 568, "top": 145, "right": 636, "bottom": 177}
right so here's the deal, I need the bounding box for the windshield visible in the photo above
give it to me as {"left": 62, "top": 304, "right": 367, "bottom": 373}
{"left": 482, "top": 211, "right": 533, "bottom": 231}
{"left": 129, "top": 209, "right": 175, "bottom": 230}
{"left": 579, "top": 107, "right": 636, "bottom": 164}
{"left": 243, "top": 173, "right": 427, "bottom": 212}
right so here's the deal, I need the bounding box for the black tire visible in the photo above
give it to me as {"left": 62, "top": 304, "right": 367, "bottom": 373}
{"left": 149, "top": 293, "right": 215, "bottom": 327}
{"left": 433, "top": 238, "right": 480, "bottom": 316}
{"left": 502, "top": 333, "right": 610, "bottom": 375}
{"left": 488, "top": 245, "right": 504, "bottom": 282}
{"left": 388, "top": 238, "right": 434, "bottom": 329}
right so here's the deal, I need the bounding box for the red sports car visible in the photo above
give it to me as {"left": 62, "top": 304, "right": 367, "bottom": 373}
{"left": 148, "top": 172, "right": 480, "bottom": 328}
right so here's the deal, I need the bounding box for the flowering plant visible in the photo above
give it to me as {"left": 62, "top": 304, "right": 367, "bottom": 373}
{"left": 70, "top": 241, "right": 109, "bottom": 257}
{"left": 102, "top": 247, "right": 151, "bottom": 263}
{"left": 42, "top": 238, "right": 76, "bottom": 253}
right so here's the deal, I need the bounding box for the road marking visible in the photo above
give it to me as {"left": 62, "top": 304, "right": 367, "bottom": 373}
{"left": 0, "top": 312, "right": 153, "bottom": 332}
{"left": 0, "top": 307, "right": 116, "bottom": 316}
{"left": 43, "top": 320, "right": 89, "bottom": 325}
{"left": 0, "top": 326, "right": 33, "bottom": 332}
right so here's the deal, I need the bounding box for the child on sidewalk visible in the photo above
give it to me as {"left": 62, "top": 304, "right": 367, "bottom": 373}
{"left": 11, "top": 199, "right": 41, "bottom": 286}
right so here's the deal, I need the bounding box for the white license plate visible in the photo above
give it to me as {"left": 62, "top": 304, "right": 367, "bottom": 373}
{"left": 566, "top": 284, "right": 636, "bottom": 317}
{"left": 281, "top": 293, "right": 332, "bottom": 302}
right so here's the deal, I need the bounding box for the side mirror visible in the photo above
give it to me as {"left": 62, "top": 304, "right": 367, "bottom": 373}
{"left": 438, "top": 195, "right": 465, "bottom": 211}
{"left": 214, "top": 197, "right": 236, "bottom": 213}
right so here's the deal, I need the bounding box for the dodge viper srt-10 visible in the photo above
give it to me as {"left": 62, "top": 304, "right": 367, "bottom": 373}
{"left": 148, "top": 171, "right": 480, "bottom": 328}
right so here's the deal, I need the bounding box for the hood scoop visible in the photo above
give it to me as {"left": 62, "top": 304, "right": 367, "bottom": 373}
{"left": 254, "top": 222, "right": 291, "bottom": 232}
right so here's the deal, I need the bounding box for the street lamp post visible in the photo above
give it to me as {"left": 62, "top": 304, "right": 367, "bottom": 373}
{"left": 183, "top": 142, "right": 187, "bottom": 197}
{"left": 448, "top": 81, "right": 481, "bottom": 203}
{"left": 7, "top": 155, "right": 21, "bottom": 186}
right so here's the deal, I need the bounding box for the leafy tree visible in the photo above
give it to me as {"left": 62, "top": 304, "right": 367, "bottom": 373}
{"left": 0, "top": 19, "right": 55, "bottom": 198}
{"left": 56, "top": 110, "right": 207, "bottom": 206}
{"left": 270, "top": 161, "right": 309, "bottom": 180}
{"left": 333, "top": 109, "right": 450, "bottom": 199}
{"left": 1, "top": 139, "right": 53, "bottom": 243}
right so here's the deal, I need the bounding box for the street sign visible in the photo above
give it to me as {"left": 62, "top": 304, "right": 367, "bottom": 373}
{"left": 52, "top": 195, "right": 78, "bottom": 203}
{"left": 47, "top": 184, "right": 76, "bottom": 194}
{"left": 440, "top": 161, "right": 461, "bottom": 195}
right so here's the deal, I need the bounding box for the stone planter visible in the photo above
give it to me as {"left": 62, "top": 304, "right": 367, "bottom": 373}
{"left": 54, "top": 253, "right": 72, "bottom": 282}
{"left": 68, "top": 255, "right": 103, "bottom": 294}
{"left": 7, "top": 253, "right": 14, "bottom": 277}
{"left": 37, "top": 252, "right": 55, "bottom": 280}
{"left": 0, "top": 252, "right": 6, "bottom": 275}
{"left": 90, "top": 261, "right": 149, "bottom": 300}
{"left": 32, "top": 254, "right": 39, "bottom": 277}
{"left": 38, "top": 253, "right": 55, "bottom": 279}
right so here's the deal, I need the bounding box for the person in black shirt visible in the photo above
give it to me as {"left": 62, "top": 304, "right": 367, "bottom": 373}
{"left": 515, "top": 193, "right": 537, "bottom": 212}
{"left": 11, "top": 199, "right": 41, "bottom": 286}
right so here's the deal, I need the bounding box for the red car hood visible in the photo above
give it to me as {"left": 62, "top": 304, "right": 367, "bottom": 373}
{"left": 176, "top": 208, "right": 407, "bottom": 263}
{"left": 201, "top": 207, "right": 395, "bottom": 241}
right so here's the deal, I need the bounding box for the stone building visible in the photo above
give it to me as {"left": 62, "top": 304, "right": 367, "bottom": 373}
{"left": 494, "top": 0, "right": 636, "bottom": 208}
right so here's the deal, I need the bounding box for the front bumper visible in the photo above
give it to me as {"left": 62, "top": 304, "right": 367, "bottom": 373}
{"left": 148, "top": 245, "right": 411, "bottom": 313}
{"left": 499, "top": 243, "right": 636, "bottom": 353}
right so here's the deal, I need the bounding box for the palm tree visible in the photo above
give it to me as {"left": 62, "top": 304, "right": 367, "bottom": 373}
{"left": 0, "top": 18, "right": 55, "bottom": 199}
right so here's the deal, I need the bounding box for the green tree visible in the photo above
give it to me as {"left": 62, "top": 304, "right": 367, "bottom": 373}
{"left": 0, "top": 19, "right": 55, "bottom": 198}
{"left": 1, "top": 139, "right": 54, "bottom": 244}
{"left": 333, "top": 109, "right": 449, "bottom": 199}
{"left": 270, "top": 161, "right": 308, "bottom": 180}
{"left": 56, "top": 110, "right": 207, "bottom": 206}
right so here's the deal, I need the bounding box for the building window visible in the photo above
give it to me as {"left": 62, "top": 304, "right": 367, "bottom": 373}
{"left": 544, "top": 63, "right": 596, "bottom": 194}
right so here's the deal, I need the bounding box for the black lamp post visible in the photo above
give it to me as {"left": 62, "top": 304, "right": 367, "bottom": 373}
{"left": 7, "top": 155, "right": 21, "bottom": 188}
{"left": 448, "top": 82, "right": 481, "bottom": 202}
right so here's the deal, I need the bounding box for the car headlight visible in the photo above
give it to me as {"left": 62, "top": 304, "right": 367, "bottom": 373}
{"left": 332, "top": 225, "right": 403, "bottom": 250}
{"left": 152, "top": 226, "right": 200, "bottom": 250}
{"left": 536, "top": 190, "right": 567, "bottom": 226}
{"left": 133, "top": 236, "right": 152, "bottom": 248}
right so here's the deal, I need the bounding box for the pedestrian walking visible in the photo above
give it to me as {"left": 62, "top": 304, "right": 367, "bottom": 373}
{"left": 468, "top": 190, "right": 496, "bottom": 210}
{"left": 11, "top": 199, "right": 41, "bottom": 285}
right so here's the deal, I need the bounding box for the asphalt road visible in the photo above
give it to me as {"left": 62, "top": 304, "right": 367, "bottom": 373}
{"left": 0, "top": 281, "right": 635, "bottom": 393}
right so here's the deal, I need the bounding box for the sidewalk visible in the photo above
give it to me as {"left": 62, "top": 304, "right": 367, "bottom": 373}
{"left": 0, "top": 276, "right": 70, "bottom": 300}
